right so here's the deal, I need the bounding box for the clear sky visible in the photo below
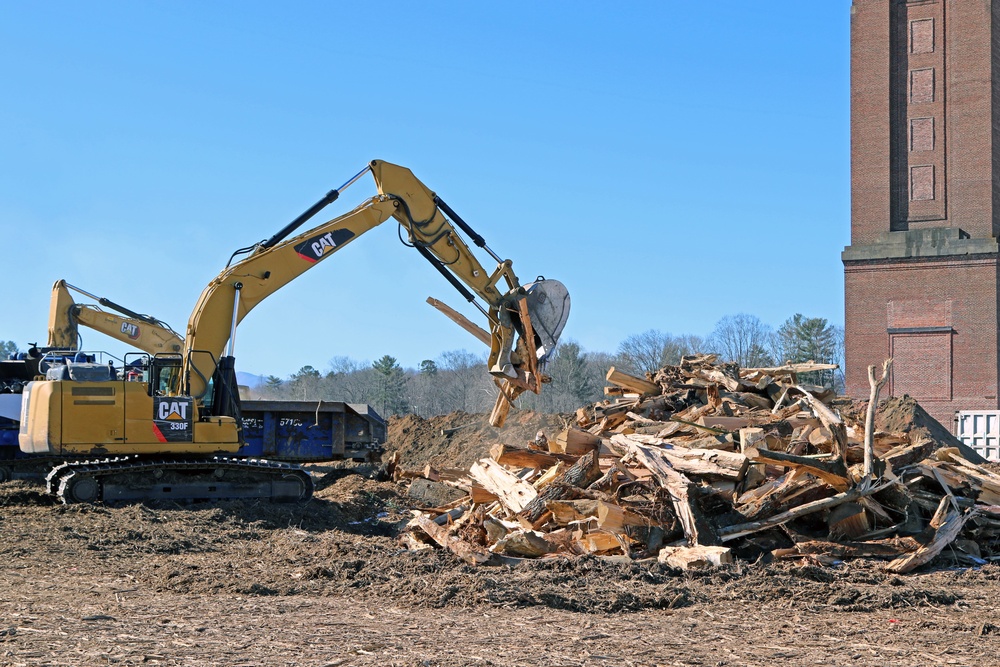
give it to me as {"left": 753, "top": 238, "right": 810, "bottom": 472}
{"left": 0, "top": 2, "right": 850, "bottom": 379}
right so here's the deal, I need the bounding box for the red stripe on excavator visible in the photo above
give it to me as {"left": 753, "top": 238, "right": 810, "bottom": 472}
{"left": 151, "top": 423, "right": 168, "bottom": 443}
{"left": 296, "top": 252, "right": 318, "bottom": 263}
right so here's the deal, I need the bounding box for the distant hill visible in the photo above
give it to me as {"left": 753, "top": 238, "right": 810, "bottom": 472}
{"left": 236, "top": 371, "right": 267, "bottom": 389}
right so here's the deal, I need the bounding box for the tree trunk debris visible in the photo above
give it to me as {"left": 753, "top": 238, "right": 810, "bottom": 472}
{"left": 399, "top": 354, "right": 995, "bottom": 573}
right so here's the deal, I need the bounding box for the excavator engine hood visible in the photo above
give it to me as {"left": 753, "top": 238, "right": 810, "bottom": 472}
{"left": 522, "top": 278, "right": 570, "bottom": 363}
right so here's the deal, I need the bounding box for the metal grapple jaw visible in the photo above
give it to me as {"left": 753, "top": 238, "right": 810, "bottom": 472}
{"left": 488, "top": 278, "right": 571, "bottom": 385}
{"left": 522, "top": 278, "right": 570, "bottom": 363}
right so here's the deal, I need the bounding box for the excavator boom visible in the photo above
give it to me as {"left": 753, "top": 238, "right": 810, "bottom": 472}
{"left": 47, "top": 280, "right": 183, "bottom": 355}
{"left": 183, "top": 160, "right": 570, "bottom": 409}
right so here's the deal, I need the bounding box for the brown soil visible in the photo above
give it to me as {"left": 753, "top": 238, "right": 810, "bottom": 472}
{"left": 384, "top": 410, "right": 571, "bottom": 470}
{"left": 1, "top": 458, "right": 1000, "bottom": 665}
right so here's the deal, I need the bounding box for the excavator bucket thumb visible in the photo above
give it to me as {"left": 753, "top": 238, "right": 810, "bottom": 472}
{"left": 522, "top": 278, "right": 570, "bottom": 363}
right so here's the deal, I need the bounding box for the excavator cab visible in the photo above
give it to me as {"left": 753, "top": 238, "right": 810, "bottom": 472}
{"left": 149, "top": 355, "right": 182, "bottom": 397}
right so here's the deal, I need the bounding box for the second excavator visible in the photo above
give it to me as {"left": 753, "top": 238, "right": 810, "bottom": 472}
{"left": 46, "top": 280, "right": 184, "bottom": 356}
{"left": 19, "top": 160, "right": 570, "bottom": 504}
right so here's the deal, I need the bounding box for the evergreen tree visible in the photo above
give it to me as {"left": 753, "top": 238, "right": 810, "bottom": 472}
{"left": 775, "top": 314, "right": 838, "bottom": 388}
{"left": 547, "top": 341, "right": 595, "bottom": 407}
{"left": 372, "top": 355, "right": 409, "bottom": 416}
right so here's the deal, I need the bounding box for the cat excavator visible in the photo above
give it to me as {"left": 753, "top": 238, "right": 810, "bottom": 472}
{"left": 18, "top": 160, "right": 570, "bottom": 504}
{"left": 46, "top": 280, "right": 184, "bottom": 355}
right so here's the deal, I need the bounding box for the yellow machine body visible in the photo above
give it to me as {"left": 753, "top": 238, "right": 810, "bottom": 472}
{"left": 19, "top": 380, "right": 239, "bottom": 456}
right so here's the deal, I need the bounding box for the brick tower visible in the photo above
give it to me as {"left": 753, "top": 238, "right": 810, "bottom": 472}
{"left": 843, "top": 0, "right": 1000, "bottom": 429}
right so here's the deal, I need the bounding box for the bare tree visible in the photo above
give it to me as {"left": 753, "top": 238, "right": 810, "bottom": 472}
{"left": 0, "top": 341, "right": 18, "bottom": 360}
{"left": 324, "top": 356, "right": 378, "bottom": 404}
{"left": 708, "top": 314, "right": 775, "bottom": 368}
{"left": 437, "top": 349, "right": 491, "bottom": 413}
{"left": 616, "top": 329, "right": 670, "bottom": 375}
{"left": 615, "top": 330, "right": 707, "bottom": 375}
{"left": 832, "top": 325, "right": 846, "bottom": 393}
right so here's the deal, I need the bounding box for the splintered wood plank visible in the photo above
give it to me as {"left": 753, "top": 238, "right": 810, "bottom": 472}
{"left": 426, "top": 297, "right": 492, "bottom": 347}
{"left": 610, "top": 435, "right": 748, "bottom": 482}
{"left": 549, "top": 428, "right": 602, "bottom": 455}
{"left": 409, "top": 514, "right": 491, "bottom": 565}
{"left": 745, "top": 362, "right": 839, "bottom": 374}
{"left": 489, "top": 379, "right": 524, "bottom": 428}
{"left": 658, "top": 546, "right": 733, "bottom": 570}
{"left": 616, "top": 437, "right": 721, "bottom": 546}
{"left": 576, "top": 530, "right": 629, "bottom": 554}
{"left": 605, "top": 367, "right": 661, "bottom": 396}
{"left": 886, "top": 498, "right": 972, "bottom": 574}
{"left": 468, "top": 459, "right": 538, "bottom": 514}
{"left": 794, "top": 385, "right": 848, "bottom": 462}
{"left": 489, "top": 443, "right": 576, "bottom": 469}
{"left": 544, "top": 499, "right": 647, "bottom": 532}
{"left": 744, "top": 446, "right": 849, "bottom": 491}
{"left": 518, "top": 451, "right": 603, "bottom": 524}
{"left": 470, "top": 483, "right": 500, "bottom": 504}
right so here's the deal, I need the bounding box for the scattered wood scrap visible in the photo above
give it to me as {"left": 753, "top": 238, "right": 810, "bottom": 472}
{"left": 399, "top": 355, "right": 996, "bottom": 572}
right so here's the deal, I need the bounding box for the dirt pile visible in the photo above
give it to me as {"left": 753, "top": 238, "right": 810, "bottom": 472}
{"left": 384, "top": 410, "right": 570, "bottom": 470}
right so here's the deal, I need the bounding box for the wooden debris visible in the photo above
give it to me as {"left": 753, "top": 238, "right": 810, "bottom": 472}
{"left": 886, "top": 498, "right": 973, "bottom": 574}
{"left": 468, "top": 459, "right": 537, "bottom": 513}
{"left": 493, "top": 530, "right": 556, "bottom": 557}
{"left": 606, "top": 366, "right": 660, "bottom": 396}
{"left": 399, "top": 354, "right": 1000, "bottom": 573}
{"left": 409, "top": 513, "right": 492, "bottom": 565}
{"left": 549, "top": 428, "right": 602, "bottom": 455}
{"left": 659, "top": 545, "right": 733, "bottom": 570}
{"left": 864, "top": 358, "right": 892, "bottom": 477}
{"left": 519, "top": 451, "right": 602, "bottom": 525}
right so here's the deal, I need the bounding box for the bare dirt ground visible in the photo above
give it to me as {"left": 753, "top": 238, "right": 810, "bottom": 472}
{"left": 2, "top": 411, "right": 1000, "bottom": 666}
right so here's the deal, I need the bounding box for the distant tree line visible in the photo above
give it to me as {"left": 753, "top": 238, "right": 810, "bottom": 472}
{"left": 249, "top": 313, "right": 845, "bottom": 418}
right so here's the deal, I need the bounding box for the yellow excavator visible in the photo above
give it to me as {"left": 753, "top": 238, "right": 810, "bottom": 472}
{"left": 46, "top": 279, "right": 183, "bottom": 355}
{"left": 19, "top": 160, "right": 570, "bottom": 504}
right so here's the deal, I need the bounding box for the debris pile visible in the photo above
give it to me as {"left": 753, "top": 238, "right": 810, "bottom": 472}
{"left": 397, "top": 355, "right": 1000, "bottom": 572}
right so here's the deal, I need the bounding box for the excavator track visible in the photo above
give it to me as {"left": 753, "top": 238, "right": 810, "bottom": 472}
{"left": 45, "top": 457, "right": 313, "bottom": 504}
{"left": 0, "top": 456, "right": 64, "bottom": 484}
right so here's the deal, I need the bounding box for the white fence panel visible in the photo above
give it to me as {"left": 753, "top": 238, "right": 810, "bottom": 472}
{"left": 956, "top": 411, "right": 1000, "bottom": 462}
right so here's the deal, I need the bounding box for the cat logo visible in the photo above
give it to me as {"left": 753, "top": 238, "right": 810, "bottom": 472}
{"left": 294, "top": 228, "right": 355, "bottom": 263}
{"left": 121, "top": 322, "right": 141, "bottom": 340}
{"left": 157, "top": 400, "right": 188, "bottom": 421}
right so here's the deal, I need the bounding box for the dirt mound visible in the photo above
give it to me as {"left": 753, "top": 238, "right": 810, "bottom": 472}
{"left": 874, "top": 395, "right": 986, "bottom": 460}
{"left": 384, "top": 410, "right": 570, "bottom": 470}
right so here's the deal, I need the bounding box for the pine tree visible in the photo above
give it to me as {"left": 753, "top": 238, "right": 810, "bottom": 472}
{"left": 372, "top": 355, "right": 409, "bottom": 416}
{"left": 775, "top": 314, "right": 838, "bottom": 388}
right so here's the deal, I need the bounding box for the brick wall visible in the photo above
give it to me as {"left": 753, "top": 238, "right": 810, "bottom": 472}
{"left": 845, "top": 0, "right": 1000, "bottom": 429}
{"left": 851, "top": 0, "right": 891, "bottom": 245}
{"left": 845, "top": 255, "right": 1000, "bottom": 427}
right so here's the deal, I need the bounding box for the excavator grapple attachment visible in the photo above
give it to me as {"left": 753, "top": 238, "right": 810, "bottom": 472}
{"left": 522, "top": 278, "right": 570, "bottom": 363}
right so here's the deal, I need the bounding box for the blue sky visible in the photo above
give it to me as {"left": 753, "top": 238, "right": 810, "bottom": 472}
{"left": 0, "top": 2, "right": 850, "bottom": 378}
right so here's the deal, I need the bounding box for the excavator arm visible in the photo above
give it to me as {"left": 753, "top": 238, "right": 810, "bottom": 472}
{"left": 47, "top": 280, "right": 183, "bottom": 355}
{"left": 182, "top": 160, "right": 570, "bottom": 408}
